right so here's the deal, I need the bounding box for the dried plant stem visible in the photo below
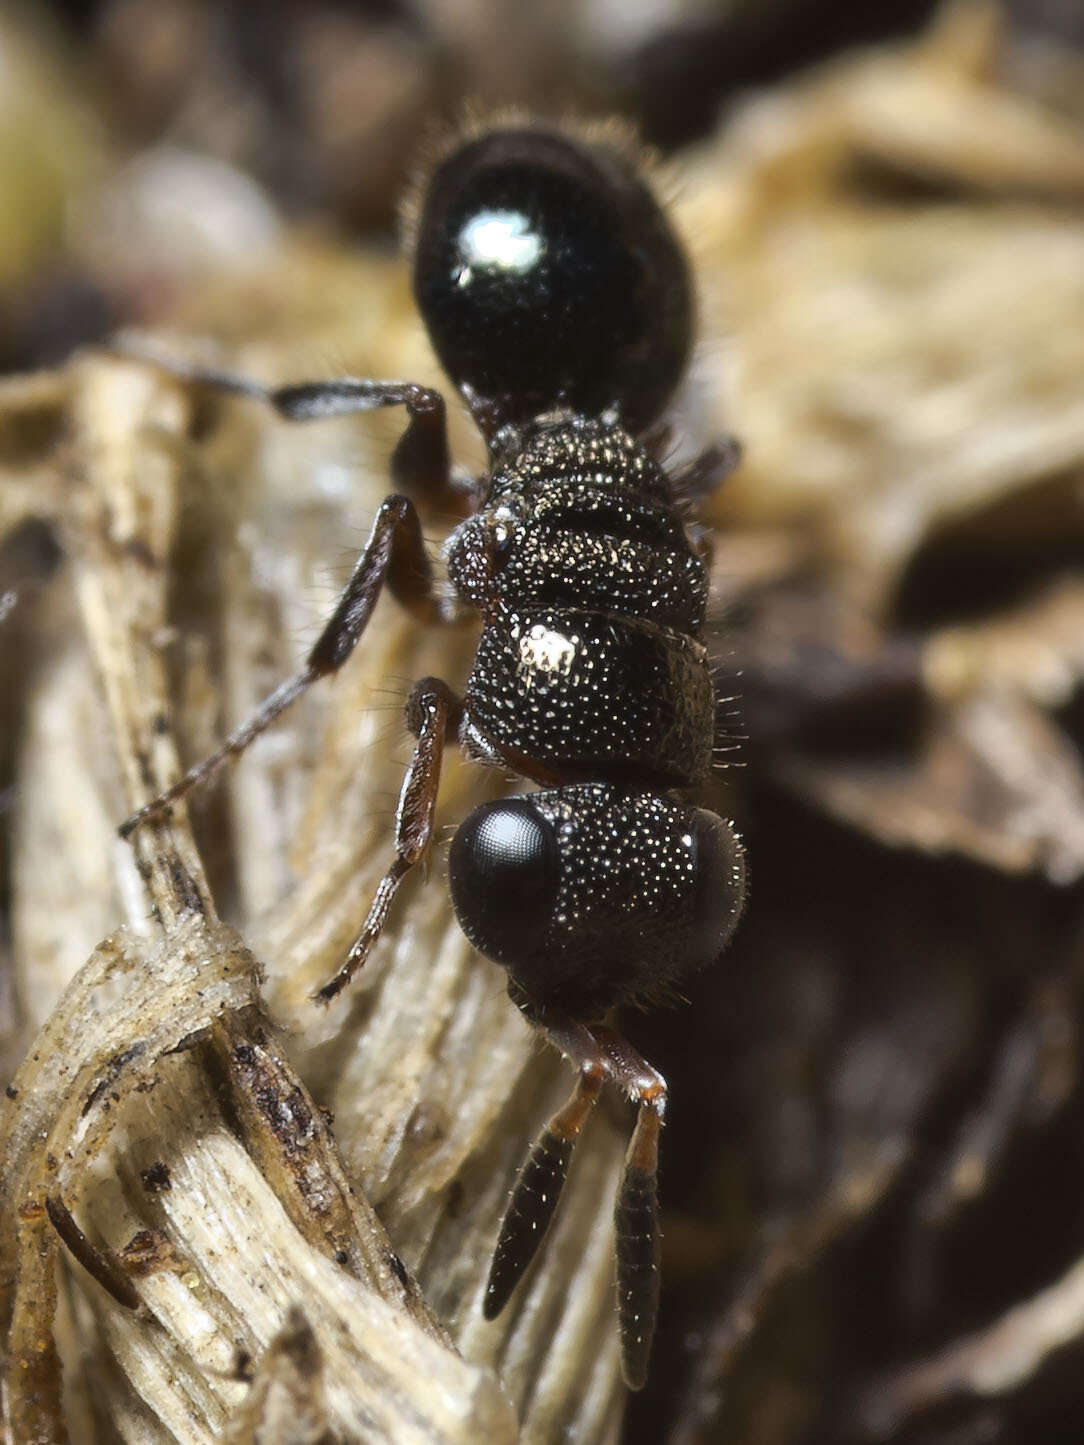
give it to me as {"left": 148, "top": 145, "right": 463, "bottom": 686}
{"left": 2, "top": 353, "right": 626, "bottom": 1442}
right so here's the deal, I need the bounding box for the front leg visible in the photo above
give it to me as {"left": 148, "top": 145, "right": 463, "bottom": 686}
{"left": 314, "top": 676, "right": 461, "bottom": 1003}
{"left": 121, "top": 495, "right": 447, "bottom": 836}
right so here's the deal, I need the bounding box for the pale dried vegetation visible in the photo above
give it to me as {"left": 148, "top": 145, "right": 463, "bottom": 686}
{"left": 4, "top": 4, "right": 1084, "bottom": 1442}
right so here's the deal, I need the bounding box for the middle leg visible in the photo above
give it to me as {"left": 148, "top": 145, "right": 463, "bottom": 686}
{"left": 121, "top": 494, "right": 452, "bottom": 836}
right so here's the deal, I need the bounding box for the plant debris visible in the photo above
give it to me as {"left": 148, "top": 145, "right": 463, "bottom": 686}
{"left": 5, "top": 3, "right": 1084, "bottom": 1443}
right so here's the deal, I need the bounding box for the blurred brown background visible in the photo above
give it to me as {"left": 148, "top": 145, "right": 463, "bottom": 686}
{"left": 1, "top": 0, "right": 947, "bottom": 373}
{"left": 5, "top": 2, "right": 1084, "bottom": 1443}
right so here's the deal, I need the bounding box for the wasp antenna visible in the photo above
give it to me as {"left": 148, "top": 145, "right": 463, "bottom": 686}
{"left": 615, "top": 1092, "right": 665, "bottom": 1389}
{"left": 484, "top": 1063, "right": 603, "bottom": 1319}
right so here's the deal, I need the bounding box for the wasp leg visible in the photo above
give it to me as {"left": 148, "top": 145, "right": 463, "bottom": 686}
{"left": 120, "top": 494, "right": 446, "bottom": 837}
{"left": 591, "top": 1025, "right": 667, "bottom": 1392}
{"left": 110, "top": 338, "right": 461, "bottom": 506}
{"left": 671, "top": 435, "right": 742, "bottom": 503}
{"left": 483, "top": 1022, "right": 607, "bottom": 1319}
{"left": 313, "top": 677, "right": 460, "bottom": 1003}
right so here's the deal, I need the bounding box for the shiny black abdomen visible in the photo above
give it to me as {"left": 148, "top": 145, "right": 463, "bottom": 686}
{"left": 412, "top": 127, "right": 691, "bottom": 434}
{"left": 448, "top": 418, "right": 714, "bottom": 788}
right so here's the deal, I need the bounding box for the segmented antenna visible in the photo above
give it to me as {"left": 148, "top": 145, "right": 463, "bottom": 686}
{"left": 615, "top": 1159, "right": 661, "bottom": 1389}
{"left": 484, "top": 1067, "right": 602, "bottom": 1318}
{"left": 614, "top": 1101, "right": 663, "bottom": 1389}
{"left": 484, "top": 1127, "right": 575, "bottom": 1318}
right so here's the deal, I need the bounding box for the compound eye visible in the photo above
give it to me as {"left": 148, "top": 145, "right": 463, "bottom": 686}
{"left": 687, "top": 811, "right": 746, "bottom": 967}
{"left": 448, "top": 800, "right": 559, "bottom": 967}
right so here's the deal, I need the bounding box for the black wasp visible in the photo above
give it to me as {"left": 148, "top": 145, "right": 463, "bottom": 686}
{"left": 122, "top": 119, "right": 747, "bottom": 1389}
